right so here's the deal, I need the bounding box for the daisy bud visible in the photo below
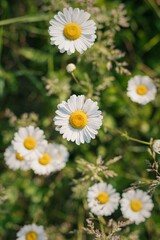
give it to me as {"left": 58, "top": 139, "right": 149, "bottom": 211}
{"left": 152, "top": 139, "right": 160, "bottom": 154}
{"left": 66, "top": 63, "right": 76, "bottom": 73}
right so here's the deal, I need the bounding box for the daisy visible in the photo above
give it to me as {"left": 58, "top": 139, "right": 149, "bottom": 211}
{"left": 54, "top": 95, "right": 103, "bottom": 145}
{"left": 120, "top": 189, "right": 154, "bottom": 224}
{"left": 31, "top": 143, "right": 69, "bottom": 175}
{"left": 152, "top": 139, "right": 160, "bottom": 154}
{"left": 4, "top": 145, "right": 30, "bottom": 171}
{"left": 16, "top": 224, "right": 47, "bottom": 240}
{"left": 127, "top": 75, "right": 157, "bottom": 105}
{"left": 12, "top": 126, "right": 47, "bottom": 161}
{"left": 87, "top": 182, "right": 120, "bottom": 216}
{"left": 48, "top": 7, "right": 96, "bottom": 55}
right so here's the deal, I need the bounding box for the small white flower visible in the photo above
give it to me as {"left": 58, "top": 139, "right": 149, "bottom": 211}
{"left": 152, "top": 139, "right": 160, "bottom": 154}
{"left": 12, "top": 126, "right": 47, "bottom": 161}
{"left": 87, "top": 182, "right": 120, "bottom": 216}
{"left": 54, "top": 94, "right": 103, "bottom": 145}
{"left": 4, "top": 145, "right": 30, "bottom": 171}
{"left": 66, "top": 63, "right": 76, "bottom": 73}
{"left": 48, "top": 7, "right": 96, "bottom": 55}
{"left": 31, "top": 143, "right": 69, "bottom": 175}
{"left": 16, "top": 224, "right": 47, "bottom": 240}
{"left": 127, "top": 75, "right": 157, "bottom": 105}
{"left": 120, "top": 189, "right": 154, "bottom": 224}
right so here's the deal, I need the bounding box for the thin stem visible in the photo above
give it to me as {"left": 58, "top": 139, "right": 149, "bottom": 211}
{"left": 98, "top": 217, "right": 106, "bottom": 240}
{"left": 71, "top": 72, "right": 79, "bottom": 84}
{"left": 107, "top": 127, "right": 151, "bottom": 146}
{"left": 0, "top": 14, "right": 49, "bottom": 26}
{"left": 122, "top": 133, "right": 151, "bottom": 145}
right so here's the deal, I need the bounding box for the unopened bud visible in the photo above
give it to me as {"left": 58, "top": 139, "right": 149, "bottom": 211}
{"left": 152, "top": 139, "right": 160, "bottom": 154}
{"left": 66, "top": 63, "right": 76, "bottom": 73}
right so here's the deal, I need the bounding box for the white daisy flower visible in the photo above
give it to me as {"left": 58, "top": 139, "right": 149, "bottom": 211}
{"left": 54, "top": 95, "right": 103, "bottom": 145}
{"left": 12, "top": 126, "right": 47, "bottom": 161}
{"left": 31, "top": 143, "right": 69, "bottom": 175}
{"left": 48, "top": 7, "right": 96, "bottom": 55}
{"left": 152, "top": 139, "right": 160, "bottom": 154}
{"left": 120, "top": 189, "right": 154, "bottom": 224}
{"left": 66, "top": 63, "right": 76, "bottom": 73}
{"left": 16, "top": 224, "right": 47, "bottom": 240}
{"left": 87, "top": 182, "right": 120, "bottom": 216}
{"left": 4, "top": 145, "right": 30, "bottom": 171}
{"left": 127, "top": 75, "right": 157, "bottom": 105}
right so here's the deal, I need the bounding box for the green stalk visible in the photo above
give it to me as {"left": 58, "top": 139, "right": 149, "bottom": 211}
{"left": 0, "top": 14, "right": 49, "bottom": 26}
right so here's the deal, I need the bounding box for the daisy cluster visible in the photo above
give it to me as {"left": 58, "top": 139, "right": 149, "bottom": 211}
{"left": 4, "top": 6, "right": 159, "bottom": 238}
{"left": 4, "top": 126, "right": 69, "bottom": 175}
{"left": 87, "top": 182, "right": 154, "bottom": 225}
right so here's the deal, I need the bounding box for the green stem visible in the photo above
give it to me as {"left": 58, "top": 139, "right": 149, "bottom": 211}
{"left": 0, "top": 14, "right": 49, "bottom": 26}
{"left": 121, "top": 132, "right": 151, "bottom": 145}
{"left": 71, "top": 72, "right": 80, "bottom": 85}
{"left": 98, "top": 217, "right": 106, "bottom": 240}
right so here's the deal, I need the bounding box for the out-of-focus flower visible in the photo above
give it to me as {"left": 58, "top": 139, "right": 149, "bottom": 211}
{"left": 48, "top": 7, "right": 96, "bottom": 55}
{"left": 16, "top": 224, "right": 47, "bottom": 240}
{"left": 87, "top": 182, "right": 120, "bottom": 216}
{"left": 120, "top": 189, "right": 154, "bottom": 224}
{"left": 12, "top": 126, "right": 47, "bottom": 160}
{"left": 31, "top": 143, "right": 69, "bottom": 175}
{"left": 127, "top": 75, "right": 157, "bottom": 105}
{"left": 4, "top": 145, "right": 30, "bottom": 171}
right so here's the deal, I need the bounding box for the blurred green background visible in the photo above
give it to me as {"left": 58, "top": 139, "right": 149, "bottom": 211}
{"left": 0, "top": 0, "right": 160, "bottom": 239}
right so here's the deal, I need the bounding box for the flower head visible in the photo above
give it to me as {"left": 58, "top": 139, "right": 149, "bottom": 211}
{"left": 30, "top": 143, "right": 69, "bottom": 175}
{"left": 48, "top": 7, "right": 96, "bottom": 55}
{"left": 66, "top": 63, "right": 76, "bottom": 73}
{"left": 152, "top": 139, "right": 160, "bottom": 154}
{"left": 87, "top": 182, "right": 120, "bottom": 216}
{"left": 12, "top": 126, "right": 47, "bottom": 160}
{"left": 4, "top": 145, "right": 31, "bottom": 171}
{"left": 120, "top": 189, "right": 154, "bottom": 224}
{"left": 127, "top": 75, "right": 157, "bottom": 105}
{"left": 16, "top": 224, "right": 47, "bottom": 240}
{"left": 54, "top": 95, "right": 103, "bottom": 145}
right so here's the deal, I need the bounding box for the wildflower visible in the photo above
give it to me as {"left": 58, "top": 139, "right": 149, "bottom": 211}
{"left": 48, "top": 7, "right": 96, "bottom": 55}
{"left": 127, "top": 75, "right": 157, "bottom": 105}
{"left": 12, "top": 126, "right": 47, "bottom": 160}
{"left": 54, "top": 95, "right": 103, "bottom": 145}
{"left": 66, "top": 63, "right": 76, "bottom": 73}
{"left": 31, "top": 143, "right": 69, "bottom": 175}
{"left": 152, "top": 139, "right": 160, "bottom": 154}
{"left": 87, "top": 182, "right": 120, "bottom": 216}
{"left": 16, "top": 224, "right": 47, "bottom": 240}
{"left": 4, "top": 145, "right": 30, "bottom": 170}
{"left": 120, "top": 189, "right": 154, "bottom": 224}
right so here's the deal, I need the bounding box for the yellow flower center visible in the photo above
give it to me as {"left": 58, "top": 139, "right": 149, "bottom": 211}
{"left": 38, "top": 153, "right": 51, "bottom": 165}
{"left": 26, "top": 231, "right": 37, "bottom": 240}
{"left": 24, "top": 137, "right": 37, "bottom": 150}
{"left": 63, "top": 23, "right": 82, "bottom": 40}
{"left": 130, "top": 199, "right": 143, "bottom": 212}
{"left": 97, "top": 192, "right": 109, "bottom": 204}
{"left": 16, "top": 152, "right": 24, "bottom": 161}
{"left": 69, "top": 111, "right": 88, "bottom": 129}
{"left": 136, "top": 85, "right": 148, "bottom": 95}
